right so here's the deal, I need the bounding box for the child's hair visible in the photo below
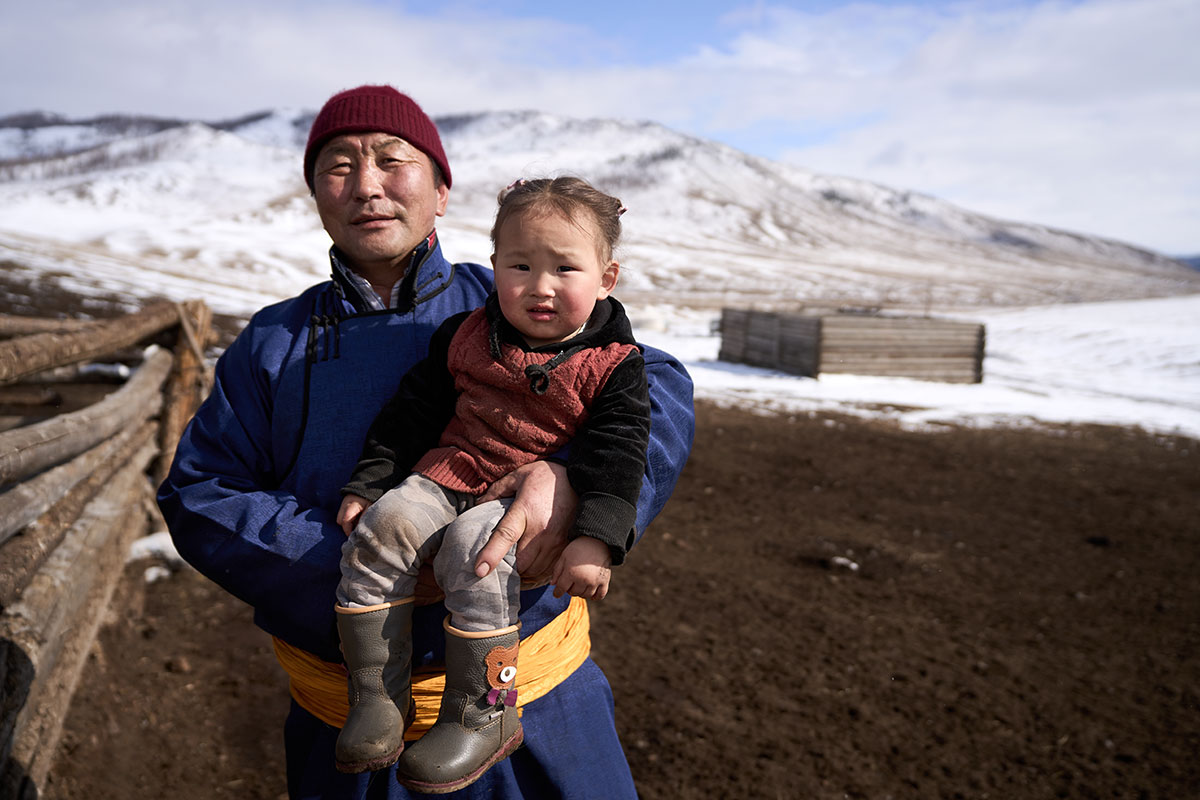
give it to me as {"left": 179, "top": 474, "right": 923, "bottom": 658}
{"left": 491, "top": 177, "right": 626, "bottom": 262}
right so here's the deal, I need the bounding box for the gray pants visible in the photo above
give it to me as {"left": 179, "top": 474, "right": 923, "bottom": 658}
{"left": 337, "top": 474, "right": 520, "bottom": 632}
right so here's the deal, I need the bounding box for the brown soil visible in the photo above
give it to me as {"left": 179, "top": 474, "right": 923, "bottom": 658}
{"left": 41, "top": 402, "right": 1200, "bottom": 800}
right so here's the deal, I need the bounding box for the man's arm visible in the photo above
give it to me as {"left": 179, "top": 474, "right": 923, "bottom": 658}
{"left": 631, "top": 344, "right": 696, "bottom": 538}
{"left": 157, "top": 326, "right": 354, "bottom": 662}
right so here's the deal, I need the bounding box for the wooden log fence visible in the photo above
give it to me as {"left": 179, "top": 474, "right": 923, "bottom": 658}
{"left": 0, "top": 347, "right": 172, "bottom": 490}
{"left": 720, "top": 308, "right": 986, "bottom": 384}
{"left": 0, "top": 301, "right": 182, "bottom": 385}
{"left": 0, "top": 300, "right": 213, "bottom": 800}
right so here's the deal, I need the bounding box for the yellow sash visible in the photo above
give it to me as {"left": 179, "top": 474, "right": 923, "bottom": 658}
{"left": 272, "top": 597, "right": 590, "bottom": 740}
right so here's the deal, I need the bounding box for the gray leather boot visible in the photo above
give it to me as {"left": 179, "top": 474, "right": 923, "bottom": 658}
{"left": 397, "top": 620, "right": 523, "bottom": 794}
{"left": 334, "top": 600, "right": 415, "bottom": 773}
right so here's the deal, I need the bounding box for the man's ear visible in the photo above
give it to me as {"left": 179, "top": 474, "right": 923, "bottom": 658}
{"left": 597, "top": 260, "right": 620, "bottom": 299}
{"left": 434, "top": 181, "right": 450, "bottom": 217}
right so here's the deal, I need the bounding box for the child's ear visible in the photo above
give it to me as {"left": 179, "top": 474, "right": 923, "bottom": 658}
{"left": 490, "top": 253, "right": 497, "bottom": 268}
{"left": 597, "top": 260, "right": 620, "bottom": 299}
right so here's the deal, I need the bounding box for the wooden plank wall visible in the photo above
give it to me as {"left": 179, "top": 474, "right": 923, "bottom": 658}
{"left": 0, "top": 301, "right": 213, "bottom": 800}
{"left": 720, "top": 309, "right": 985, "bottom": 383}
{"left": 820, "top": 315, "right": 986, "bottom": 383}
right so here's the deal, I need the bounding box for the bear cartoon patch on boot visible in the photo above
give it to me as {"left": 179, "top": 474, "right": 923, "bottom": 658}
{"left": 484, "top": 642, "right": 518, "bottom": 707}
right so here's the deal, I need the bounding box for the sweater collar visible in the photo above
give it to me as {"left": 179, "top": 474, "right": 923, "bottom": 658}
{"left": 485, "top": 294, "right": 635, "bottom": 355}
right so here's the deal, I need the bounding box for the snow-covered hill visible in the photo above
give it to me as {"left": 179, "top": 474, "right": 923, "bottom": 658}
{"left": 2, "top": 108, "right": 1197, "bottom": 317}
{"left": 1, "top": 109, "right": 1197, "bottom": 440}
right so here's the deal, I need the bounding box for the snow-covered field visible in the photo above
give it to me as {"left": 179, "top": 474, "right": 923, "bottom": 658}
{"left": 632, "top": 295, "right": 1200, "bottom": 441}
{"left": 2, "top": 110, "right": 1197, "bottom": 442}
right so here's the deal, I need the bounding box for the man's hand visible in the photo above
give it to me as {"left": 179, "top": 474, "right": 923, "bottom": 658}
{"left": 336, "top": 494, "right": 371, "bottom": 536}
{"left": 475, "top": 461, "right": 577, "bottom": 583}
{"left": 551, "top": 536, "right": 612, "bottom": 600}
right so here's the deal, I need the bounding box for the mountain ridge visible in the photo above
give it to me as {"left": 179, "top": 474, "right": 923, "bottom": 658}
{"left": 1, "top": 108, "right": 1196, "bottom": 317}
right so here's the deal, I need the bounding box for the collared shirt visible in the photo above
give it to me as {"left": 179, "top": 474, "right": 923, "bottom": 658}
{"left": 329, "top": 249, "right": 406, "bottom": 311}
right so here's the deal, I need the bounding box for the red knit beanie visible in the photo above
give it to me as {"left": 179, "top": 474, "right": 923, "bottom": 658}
{"left": 303, "top": 85, "right": 452, "bottom": 190}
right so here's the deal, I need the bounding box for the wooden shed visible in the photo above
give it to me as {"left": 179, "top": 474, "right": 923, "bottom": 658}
{"left": 719, "top": 308, "right": 986, "bottom": 384}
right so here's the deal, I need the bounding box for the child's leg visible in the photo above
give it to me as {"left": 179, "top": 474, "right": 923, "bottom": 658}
{"left": 398, "top": 498, "right": 523, "bottom": 793}
{"left": 332, "top": 600, "right": 414, "bottom": 773}
{"left": 332, "top": 474, "right": 467, "bottom": 773}
{"left": 431, "top": 498, "right": 521, "bottom": 632}
{"left": 337, "top": 474, "right": 466, "bottom": 607}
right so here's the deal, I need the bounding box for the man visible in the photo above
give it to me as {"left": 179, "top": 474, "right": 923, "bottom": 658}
{"left": 157, "top": 84, "right": 695, "bottom": 799}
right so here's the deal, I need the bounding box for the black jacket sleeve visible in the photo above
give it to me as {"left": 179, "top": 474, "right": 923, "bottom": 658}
{"left": 566, "top": 349, "right": 651, "bottom": 565}
{"left": 341, "top": 312, "right": 468, "bottom": 501}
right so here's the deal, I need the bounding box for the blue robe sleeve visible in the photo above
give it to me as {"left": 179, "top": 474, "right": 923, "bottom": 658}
{"left": 633, "top": 344, "right": 695, "bottom": 543}
{"left": 156, "top": 325, "right": 349, "bottom": 663}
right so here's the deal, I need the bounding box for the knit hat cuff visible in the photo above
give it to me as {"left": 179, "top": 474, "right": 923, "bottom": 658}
{"left": 304, "top": 85, "right": 451, "bottom": 190}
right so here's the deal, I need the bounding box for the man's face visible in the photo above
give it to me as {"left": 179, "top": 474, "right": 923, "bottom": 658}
{"left": 311, "top": 132, "right": 449, "bottom": 275}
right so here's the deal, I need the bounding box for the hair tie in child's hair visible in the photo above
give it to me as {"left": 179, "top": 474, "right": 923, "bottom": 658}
{"left": 498, "top": 178, "right": 527, "bottom": 204}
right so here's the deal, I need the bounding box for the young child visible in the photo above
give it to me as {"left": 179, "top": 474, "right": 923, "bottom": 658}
{"left": 332, "top": 177, "right": 651, "bottom": 792}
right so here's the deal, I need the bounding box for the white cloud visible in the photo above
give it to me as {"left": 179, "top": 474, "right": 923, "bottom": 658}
{"left": 1, "top": 0, "right": 1196, "bottom": 253}
{"left": 0, "top": 0, "right": 595, "bottom": 118}
{"left": 756, "top": 0, "right": 1200, "bottom": 253}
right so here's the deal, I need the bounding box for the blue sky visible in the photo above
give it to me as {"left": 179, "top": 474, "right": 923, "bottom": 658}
{"left": 2, "top": 0, "right": 1197, "bottom": 255}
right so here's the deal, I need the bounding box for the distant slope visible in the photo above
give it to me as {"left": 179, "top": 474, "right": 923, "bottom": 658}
{"left": 1, "top": 109, "right": 1197, "bottom": 317}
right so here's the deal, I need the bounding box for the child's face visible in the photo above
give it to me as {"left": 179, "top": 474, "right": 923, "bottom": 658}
{"left": 491, "top": 208, "right": 619, "bottom": 348}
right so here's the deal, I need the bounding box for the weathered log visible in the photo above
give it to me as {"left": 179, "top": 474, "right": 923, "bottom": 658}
{"left": 0, "top": 419, "right": 40, "bottom": 436}
{"left": 156, "top": 300, "right": 213, "bottom": 486}
{"left": 0, "top": 301, "right": 179, "bottom": 385}
{"left": 0, "top": 347, "right": 172, "bottom": 488}
{"left": 0, "top": 387, "right": 61, "bottom": 408}
{"left": 0, "top": 382, "right": 117, "bottom": 418}
{"left": 0, "top": 421, "right": 158, "bottom": 608}
{"left": 1, "top": 363, "right": 131, "bottom": 386}
{"left": 0, "top": 443, "right": 155, "bottom": 797}
{"left": 0, "top": 407, "right": 161, "bottom": 547}
{"left": 0, "top": 317, "right": 92, "bottom": 339}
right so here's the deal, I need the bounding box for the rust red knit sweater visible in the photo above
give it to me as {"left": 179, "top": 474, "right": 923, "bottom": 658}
{"left": 413, "top": 306, "right": 637, "bottom": 494}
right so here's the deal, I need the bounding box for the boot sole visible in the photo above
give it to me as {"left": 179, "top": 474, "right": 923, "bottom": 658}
{"left": 398, "top": 724, "right": 524, "bottom": 794}
{"left": 333, "top": 700, "right": 415, "bottom": 774}
{"left": 334, "top": 741, "right": 405, "bottom": 774}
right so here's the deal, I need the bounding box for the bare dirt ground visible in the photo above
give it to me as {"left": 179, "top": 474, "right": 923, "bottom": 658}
{"left": 39, "top": 400, "right": 1199, "bottom": 800}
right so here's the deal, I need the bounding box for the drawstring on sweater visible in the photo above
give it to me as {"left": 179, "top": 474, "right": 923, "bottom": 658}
{"left": 487, "top": 298, "right": 589, "bottom": 395}
{"left": 524, "top": 345, "right": 587, "bottom": 395}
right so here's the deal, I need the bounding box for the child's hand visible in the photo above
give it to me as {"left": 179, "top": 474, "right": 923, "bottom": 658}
{"left": 337, "top": 494, "right": 372, "bottom": 536}
{"left": 551, "top": 537, "right": 612, "bottom": 600}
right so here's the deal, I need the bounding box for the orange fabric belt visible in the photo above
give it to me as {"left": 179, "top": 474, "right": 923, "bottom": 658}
{"left": 271, "top": 597, "right": 591, "bottom": 740}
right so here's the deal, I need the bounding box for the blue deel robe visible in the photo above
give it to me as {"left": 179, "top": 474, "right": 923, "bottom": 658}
{"left": 156, "top": 235, "right": 696, "bottom": 799}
